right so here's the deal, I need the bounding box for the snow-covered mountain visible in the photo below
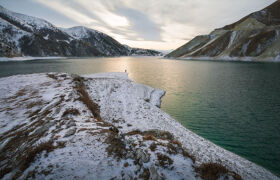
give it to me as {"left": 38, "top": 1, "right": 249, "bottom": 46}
{"left": 0, "top": 6, "right": 162, "bottom": 58}
{"left": 166, "top": 1, "right": 280, "bottom": 61}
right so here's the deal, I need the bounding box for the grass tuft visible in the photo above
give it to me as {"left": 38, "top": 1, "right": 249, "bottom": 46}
{"left": 62, "top": 108, "right": 80, "bottom": 117}
{"left": 196, "top": 163, "right": 242, "bottom": 180}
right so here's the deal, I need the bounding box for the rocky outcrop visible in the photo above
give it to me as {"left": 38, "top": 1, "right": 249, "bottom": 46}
{"left": 0, "top": 6, "right": 162, "bottom": 58}
{"left": 166, "top": 1, "right": 280, "bottom": 61}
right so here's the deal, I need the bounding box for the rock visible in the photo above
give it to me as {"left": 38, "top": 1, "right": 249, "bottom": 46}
{"left": 64, "top": 127, "right": 76, "bottom": 137}
{"left": 67, "top": 121, "right": 76, "bottom": 128}
{"left": 33, "top": 121, "right": 55, "bottom": 136}
{"left": 125, "top": 152, "right": 134, "bottom": 159}
{"left": 135, "top": 149, "right": 150, "bottom": 164}
{"left": 109, "top": 126, "right": 119, "bottom": 134}
{"left": 124, "top": 138, "right": 133, "bottom": 145}
{"left": 150, "top": 166, "right": 163, "bottom": 180}
{"left": 136, "top": 165, "right": 141, "bottom": 172}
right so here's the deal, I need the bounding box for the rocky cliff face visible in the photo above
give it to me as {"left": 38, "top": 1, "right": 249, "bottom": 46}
{"left": 0, "top": 6, "right": 162, "bottom": 58}
{"left": 166, "top": 1, "right": 280, "bottom": 61}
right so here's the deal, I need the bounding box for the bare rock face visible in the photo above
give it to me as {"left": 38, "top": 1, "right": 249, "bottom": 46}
{"left": 166, "top": 1, "right": 280, "bottom": 61}
{"left": 135, "top": 148, "right": 150, "bottom": 164}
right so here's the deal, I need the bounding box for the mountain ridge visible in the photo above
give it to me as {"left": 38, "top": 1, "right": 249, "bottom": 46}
{"left": 166, "top": 1, "right": 280, "bottom": 61}
{"left": 221, "top": 1, "right": 280, "bottom": 30}
{"left": 0, "top": 5, "right": 162, "bottom": 58}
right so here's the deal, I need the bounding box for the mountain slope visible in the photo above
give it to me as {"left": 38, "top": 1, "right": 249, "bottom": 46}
{"left": 0, "top": 6, "right": 162, "bottom": 58}
{"left": 166, "top": 1, "right": 280, "bottom": 61}
{"left": 61, "top": 26, "right": 162, "bottom": 56}
{"left": 61, "top": 26, "right": 129, "bottom": 56}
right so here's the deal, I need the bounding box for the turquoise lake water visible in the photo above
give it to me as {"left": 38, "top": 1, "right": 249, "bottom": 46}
{"left": 0, "top": 57, "right": 279, "bottom": 176}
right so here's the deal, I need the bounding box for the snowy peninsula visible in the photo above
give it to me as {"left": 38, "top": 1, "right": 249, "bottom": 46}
{"left": 0, "top": 72, "right": 278, "bottom": 180}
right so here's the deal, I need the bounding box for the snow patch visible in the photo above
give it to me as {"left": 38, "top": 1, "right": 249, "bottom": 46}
{"left": 43, "top": 34, "right": 49, "bottom": 40}
{"left": 0, "top": 56, "right": 66, "bottom": 61}
{"left": 60, "top": 26, "right": 102, "bottom": 39}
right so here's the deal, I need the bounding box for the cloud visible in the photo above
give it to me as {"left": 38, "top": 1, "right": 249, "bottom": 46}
{"left": 0, "top": 0, "right": 78, "bottom": 27}
{"left": 1, "top": 0, "right": 276, "bottom": 50}
{"left": 116, "top": 7, "right": 162, "bottom": 41}
{"left": 37, "top": 0, "right": 99, "bottom": 26}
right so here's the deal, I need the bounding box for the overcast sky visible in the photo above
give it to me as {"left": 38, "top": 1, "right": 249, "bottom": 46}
{"left": 0, "top": 0, "right": 276, "bottom": 50}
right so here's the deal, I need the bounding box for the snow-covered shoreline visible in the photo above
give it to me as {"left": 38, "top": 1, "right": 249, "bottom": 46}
{"left": 0, "top": 55, "right": 164, "bottom": 62}
{"left": 0, "top": 56, "right": 66, "bottom": 62}
{"left": 165, "top": 56, "right": 280, "bottom": 63}
{"left": 0, "top": 72, "right": 278, "bottom": 180}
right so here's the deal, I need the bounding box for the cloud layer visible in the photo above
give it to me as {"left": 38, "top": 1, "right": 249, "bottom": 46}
{"left": 0, "top": 0, "right": 276, "bottom": 50}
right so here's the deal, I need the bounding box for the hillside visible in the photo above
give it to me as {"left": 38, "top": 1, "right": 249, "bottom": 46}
{"left": 0, "top": 6, "right": 162, "bottom": 58}
{"left": 166, "top": 1, "right": 280, "bottom": 61}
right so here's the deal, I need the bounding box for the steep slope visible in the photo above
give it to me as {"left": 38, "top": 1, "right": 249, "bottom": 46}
{"left": 61, "top": 26, "right": 162, "bottom": 56}
{"left": 124, "top": 45, "right": 163, "bottom": 56}
{"left": 0, "top": 6, "right": 161, "bottom": 58}
{"left": 166, "top": 1, "right": 280, "bottom": 61}
{"left": 0, "top": 5, "right": 104, "bottom": 57}
{"left": 61, "top": 26, "right": 128, "bottom": 56}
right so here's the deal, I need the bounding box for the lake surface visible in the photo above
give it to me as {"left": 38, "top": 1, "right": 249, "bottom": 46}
{"left": 0, "top": 56, "right": 279, "bottom": 176}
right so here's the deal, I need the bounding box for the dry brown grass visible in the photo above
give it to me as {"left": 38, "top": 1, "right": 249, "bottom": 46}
{"left": 77, "top": 128, "right": 88, "bottom": 132}
{"left": 28, "top": 109, "right": 41, "bottom": 119}
{"left": 157, "top": 153, "right": 174, "bottom": 168}
{"left": 46, "top": 73, "right": 58, "bottom": 80}
{"left": 14, "top": 88, "right": 27, "bottom": 97}
{"left": 149, "top": 143, "right": 157, "bottom": 152}
{"left": 123, "top": 162, "right": 129, "bottom": 167}
{"left": 26, "top": 101, "right": 43, "bottom": 109}
{"left": 76, "top": 85, "right": 101, "bottom": 121}
{"left": 125, "top": 129, "right": 142, "bottom": 136}
{"left": 97, "top": 121, "right": 114, "bottom": 127}
{"left": 182, "top": 149, "right": 195, "bottom": 162}
{"left": 171, "top": 139, "right": 182, "bottom": 147}
{"left": 4, "top": 88, "right": 28, "bottom": 103}
{"left": 73, "top": 75, "right": 102, "bottom": 121}
{"left": 1, "top": 74, "right": 102, "bottom": 179}
{"left": 0, "top": 95, "right": 64, "bottom": 179}
{"left": 138, "top": 168, "right": 150, "bottom": 180}
{"left": 21, "top": 141, "right": 57, "bottom": 170}
{"left": 125, "top": 129, "right": 196, "bottom": 162}
{"left": 196, "top": 163, "right": 242, "bottom": 180}
{"left": 105, "top": 131, "right": 126, "bottom": 160}
{"left": 125, "top": 130, "right": 174, "bottom": 141}
{"left": 62, "top": 108, "right": 80, "bottom": 117}
{"left": 143, "top": 135, "right": 157, "bottom": 141}
{"left": 17, "top": 140, "right": 66, "bottom": 177}
{"left": 144, "top": 98, "right": 150, "bottom": 103}
{"left": 0, "top": 127, "right": 66, "bottom": 180}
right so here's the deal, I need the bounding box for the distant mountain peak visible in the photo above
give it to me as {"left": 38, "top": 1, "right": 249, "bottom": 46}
{"left": 0, "top": 5, "right": 56, "bottom": 32}
{"left": 60, "top": 26, "right": 104, "bottom": 39}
